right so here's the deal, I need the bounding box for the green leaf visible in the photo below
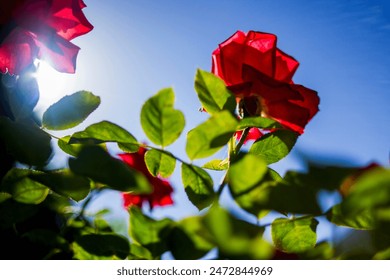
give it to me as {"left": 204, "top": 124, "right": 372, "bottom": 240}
{"left": 181, "top": 163, "right": 214, "bottom": 211}
{"left": 144, "top": 149, "right": 176, "bottom": 178}
{"left": 228, "top": 153, "right": 268, "bottom": 195}
{"left": 0, "top": 117, "right": 52, "bottom": 166}
{"left": 42, "top": 91, "right": 100, "bottom": 130}
{"left": 0, "top": 192, "right": 12, "bottom": 203}
{"left": 58, "top": 135, "right": 84, "bottom": 157}
{"left": 194, "top": 69, "right": 236, "bottom": 114}
{"left": 237, "top": 117, "right": 282, "bottom": 130}
{"left": 250, "top": 129, "right": 298, "bottom": 164}
{"left": 299, "top": 242, "right": 334, "bottom": 260}
{"left": 186, "top": 110, "right": 238, "bottom": 159}
{"left": 373, "top": 247, "right": 390, "bottom": 260}
{"left": 23, "top": 229, "right": 68, "bottom": 250}
{"left": 32, "top": 169, "right": 91, "bottom": 202}
{"left": 69, "top": 121, "right": 139, "bottom": 152}
{"left": 129, "top": 207, "right": 173, "bottom": 258}
{"left": 69, "top": 146, "right": 151, "bottom": 193}
{"left": 129, "top": 244, "right": 153, "bottom": 260}
{"left": 340, "top": 168, "right": 390, "bottom": 215}
{"left": 202, "top": 159, "right": 229, "bottom": 171}
{"left": 140, "top": 88, "right": 185, "bottom": 147}
{"left": 272, "top": 216, "right": 318, "bottom": 253}
{"left": 75, "top": 234, "right": 130, "bottom": 259}
{"left": 227, "top": 153, "right": 276, "bottom": 217}
{"left": 1, "top": 169, "right": 49, "bottom": 204}
{"left": 202, "top": 205, "right": 273, "bottom": 259}
{"left": 327, "top": 204, "right": 376, "bottom": 230}
{"left": 168, "top": 216, "right": 214, "bottom": 260}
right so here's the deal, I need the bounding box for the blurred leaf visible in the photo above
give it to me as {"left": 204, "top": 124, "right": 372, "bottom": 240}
{"left": 373, "top": 247, "right": 390, "bottom": 260}
{"left": 74, "top": 234, "right": 129, "bottom": 259}
{"left": 42, "top": 91, "right": 100, "bottom": 130}
{"left": 32, "top": 169, "right": 91, "bottom": 202}
{"left": 202, "top": 159, "right": 229, "bottom": 171}
{"left": 250, "top": 129, "right": 298, "bottom": 164}
{"left": 194, "top": 69, "right": 236, "bottom": 114}
{"left": 140, "top": 88, "right": 185, "bottom": 147}
{"left": 72, "top": 242, "right": 119, "bottom": 260}
{"left": 202, "top": 205, "right": 273, "bottom": 259}
{"left": 1, "top": 169, "right": 49, "bottom": 204}
{"left": 341, "top": 169, "right": 390, "bottom": 215}
{"left": 69, "top": 121, "right": 139, "bottom": 152}
{"left": 272, "top": 216, "right": 318, "bottom": 253}
{"left": 181, "top": 163, "right": 214, "bottom": 211}
{"left": 129, "top": 207, "right": 173, "bottom": 258}
{"left": 69, "top": 146, "right": 151, "bottom": 193}
{"left": 23, "top": 229, "right": 68, "bottom": 251}
{"left": 129, "top": 244, "right": 153, "bottom": 260}
{"left": 145, "top": 149, "right": 176, "bottom": 178}
{"left": 229, "top": 162, "right": 280, "bottom": 218}
{"left": 237, "top": 117, "right": 282, "bottom": 130}
{"left": 4, "top": 73, "right": 39, "bottom": 120}
{"left": 228, "top": 153, "right": 268, "bottom": 195}
{"left": 169, "top": 216, "right": 214, "bottom": 260}
{"left": 0, "top": 200, "right": 38, "bottom": 229}
{"left": 299, "top": 242, "right": 334, "bottom": 260}
{"left": 186, "top": 110, "right": 238, "bottom": 159}
{"left": 0, "top": 192, "right": 12, "bottom": 203}
{"left": 43, "top": 193, "right": 72, "bottom": 214}
{"left": 0, "top": 117, "right": 52, "bottom": 166}
{"left": 327, "top": 204, "right": 375, "bottom": 230}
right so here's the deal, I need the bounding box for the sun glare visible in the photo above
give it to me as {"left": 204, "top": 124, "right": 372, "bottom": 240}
{"left": 35, "top": 61, "right": 75, "bottom": 112}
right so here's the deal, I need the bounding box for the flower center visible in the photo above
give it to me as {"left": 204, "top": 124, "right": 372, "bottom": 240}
{"left": 238, "top": 95, "right": 268, "bottom": 118}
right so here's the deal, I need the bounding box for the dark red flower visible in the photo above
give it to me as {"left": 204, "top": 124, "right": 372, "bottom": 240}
{"left": 119, "top": 147, "right": 174, "bottom": 209}
{"left": 0, "top": 0, "right": 93, "bottom": 75}
{"left": 212, "top": 30, "right": 319, "bottom": 134}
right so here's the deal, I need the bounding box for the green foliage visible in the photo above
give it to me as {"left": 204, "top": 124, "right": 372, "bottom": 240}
{"left": 250, "top": 129, "right": 298, "bottom": 164}
{"left": 42, "top": 91, "right": 100, "bottom": 130}
{"left": 129, "top": 207, "right": 174, "bottom": 258}
{"left": 74, "top": 234, "right": 130, "bottom": 259}
{"left": 144, "top": 149, "right": 176, "bottom": 178}
{"left": 69, "top": 120, "right": 139, "bottom": 152}
{"left": 272, "top": 216, "right": 318, "bottom": 253}
{"left": 186, "top": 110, "right": 238, "bottom": 159}
{"left": 181, "top": 163, "right": 215, "bottom": 210}
{"left": 327, "top": 204, "right": 375, "bottom": 230}
{"left": 0, "top": 117, "right": 52, "bottom": 166}
{"left": 202, "top": 206, "right": 273, "bottom": 259}
{"left": 140, "top": 88, "right": 185, "bottom": 147}
{"left": 69, "top": 146, "right": 151, "bottom": 193}
{"left": 194, "top": 69, "right": 236, "bottom": 114}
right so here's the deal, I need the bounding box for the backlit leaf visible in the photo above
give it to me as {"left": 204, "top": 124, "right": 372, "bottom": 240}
{"left": 144, "top": 149, "right": 176, "bottom": 178}
{"left": 250, "top": 129, "right": 298, "bottom": 164}
{"left": 181, "top": 163, "right": 214, "bottom": 211}
{"left": 194, "top": 69, "right": 236, "bottom": 114}
{"left": 42, "top": 91, "right": 100, "bottom": 130}
{"left": 272, "top": 216, "right": 318, "bottom": 253}
{"left": 140, "top": 88, "right": 185, "bottom": 147}
{"left": 186, "top": 110, "right": 238, "bottom": 159}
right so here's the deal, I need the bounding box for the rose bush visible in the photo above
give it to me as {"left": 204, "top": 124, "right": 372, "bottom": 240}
{"left": 0, "top": 0, "right": 93, "bottom": 74}
{"left": 212, "top": 30, "right": 319, "bottom": 135}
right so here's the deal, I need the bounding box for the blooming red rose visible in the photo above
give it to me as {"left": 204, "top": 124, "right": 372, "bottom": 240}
{"left": 0, "top": 0, "right": 93, "bottom": 75}
{"left": 212, "top": 30, "right": 319, "bottom": 135}
{"left": 119, "top": 147, "right": 174, "bottom": 209}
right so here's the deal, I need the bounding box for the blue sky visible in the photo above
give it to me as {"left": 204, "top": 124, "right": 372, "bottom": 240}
{"left": 36, "top": 0, "right": 390, "bottom": 243}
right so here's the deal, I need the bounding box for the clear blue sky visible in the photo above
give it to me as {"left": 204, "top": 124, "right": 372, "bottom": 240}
{"left": 36, "top": 0, "right": 390, "bottom": 243}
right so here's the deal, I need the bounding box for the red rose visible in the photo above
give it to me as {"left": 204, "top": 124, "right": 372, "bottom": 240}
{"left": 212, "top": 30, "right": 319, "bottom": 134}
{"left": 0, "top": 0, "right": 93, "bottom": 74}
{"left": 119, "top": 147, "right": 174, "bottom": 209}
